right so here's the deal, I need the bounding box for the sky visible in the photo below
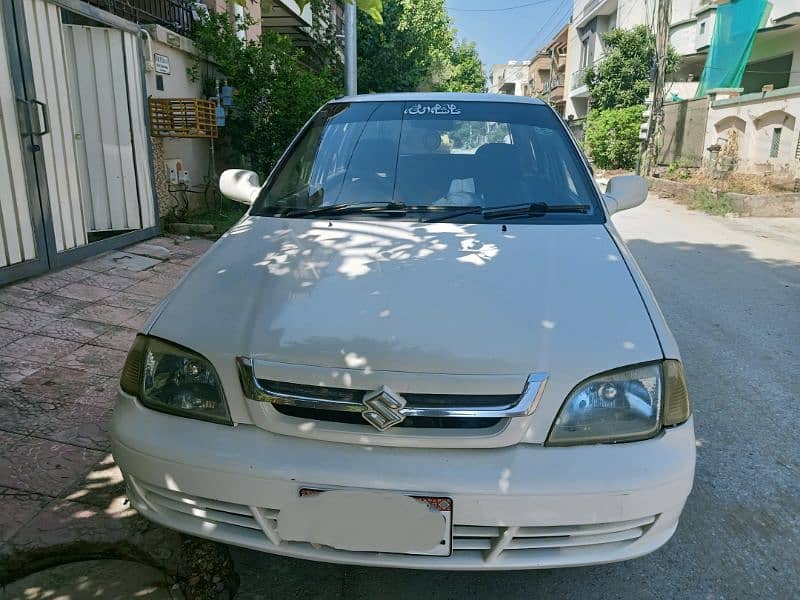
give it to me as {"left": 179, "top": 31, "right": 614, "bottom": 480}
{"left": 445, "top": 0, "right": 572, "bottom": 72}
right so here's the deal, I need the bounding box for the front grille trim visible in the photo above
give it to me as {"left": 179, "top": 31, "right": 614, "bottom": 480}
{"left": 273, "top": 403, "right": 503, "bottom": 429}
{"left": 132, "top": 479, "right": 655, "bottom": 564}
{"left": 236, "top": 357, "right": 548, "bottom": 422}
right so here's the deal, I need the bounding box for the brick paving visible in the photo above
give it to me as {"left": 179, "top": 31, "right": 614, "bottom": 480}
{"left": 0, "top": 235, "right": 214, "bottom": 583}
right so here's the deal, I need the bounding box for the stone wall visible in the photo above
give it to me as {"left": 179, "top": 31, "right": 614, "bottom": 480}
{"left": 705, "top": 87, "right": 800, "bottom": 177}
{"left": 647, "top": 176, "right": 800, "bottom": 216}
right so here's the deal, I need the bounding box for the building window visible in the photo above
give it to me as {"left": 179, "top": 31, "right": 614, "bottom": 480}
{"left": 699, "top": 22, "right": 706, "bottom": 35}
{"left": 770, "top": 128, "right": 782, "bottom": 158}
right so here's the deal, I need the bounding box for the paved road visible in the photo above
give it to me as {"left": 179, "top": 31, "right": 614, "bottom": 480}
{"left": 231, "top": 197, "right": 800, "bottom": 599}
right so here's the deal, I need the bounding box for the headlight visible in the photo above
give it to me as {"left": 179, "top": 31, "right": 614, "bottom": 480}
{"left": 547, "top": 361, "right": 689, "bottom": 446}
{"left": 120, "top": 335, "right": 231, "bottom": 425}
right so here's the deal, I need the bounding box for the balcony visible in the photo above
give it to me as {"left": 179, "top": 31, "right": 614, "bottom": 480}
{"left": 83, "top": 0, "right": 194, "bottom": 37}
{"left": 543, "top": 75, "right": 565, "bottom": 94}
{"left": 570, "top": 67, "right": 589, "bottom": 91}
{"left": 262, "top": 0, "right": 314, "bottom": 46}
{"left": 570, "top": 56, "right": 604, "bottom": 97}
{"left": 575, "top": 0, "right": 618, "bottom": 28}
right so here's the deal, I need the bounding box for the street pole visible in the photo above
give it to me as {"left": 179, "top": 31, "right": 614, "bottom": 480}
{"left": 645, "top": 0, "right": 671, "bottom": 175}
{"left": 344, "top": 1, "right": 357, "bottom": 96}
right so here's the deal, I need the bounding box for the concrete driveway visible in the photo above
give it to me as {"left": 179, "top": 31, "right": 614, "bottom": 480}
{"left": 230, "top": 197, "right": 800, "bottom": 599}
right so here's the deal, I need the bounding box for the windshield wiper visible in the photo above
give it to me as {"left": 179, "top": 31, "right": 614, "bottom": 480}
{"left": 422, "top": 206, "right": 484, "bottom": 223}
{"left": 280, "top": 203, "right": 487, "bottom": 220}
{"left": 482, "top": 203, "right": 591, "bottom": 220}
{"left": 279, "top": 202, "right": 409, "bottom": 218}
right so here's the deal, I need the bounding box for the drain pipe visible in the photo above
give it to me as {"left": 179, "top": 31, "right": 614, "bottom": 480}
{"left": 140, "top": 27, "right": 155, "bottom": 73}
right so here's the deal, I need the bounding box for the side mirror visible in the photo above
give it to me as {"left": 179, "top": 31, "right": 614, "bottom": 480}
{"left": 603, "top": 175, "right": 648, "bottom": 214}
{"left": 219, "top": 169, "right": 261, "bottom": 205}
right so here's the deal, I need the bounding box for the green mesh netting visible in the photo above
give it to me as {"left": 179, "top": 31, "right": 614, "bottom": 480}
{"left": 695, "top": 0, "right": 769, "bottom": 97}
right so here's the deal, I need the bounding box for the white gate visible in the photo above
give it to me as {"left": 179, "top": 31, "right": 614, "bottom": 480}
{"left": 0, "top": 0, "right": 158, "bottom": 284}
{"left": 63, "top": 23, "right": 156, "bottom": 234}
{"left": 23, "top": 0, "right": 87, "bottom": 252}
{"left": 0, "top": 11, "right": 39, "bottom": 269}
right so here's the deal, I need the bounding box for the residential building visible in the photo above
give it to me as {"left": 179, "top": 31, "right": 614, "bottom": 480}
{"left": 261, "top": 0, "right": 316, "bottom": 46}
{"left": 528, "top": 24, "right": 569, "bottom": 115}
{"left": 490, "top": 25, "right": 569, "bottom": 112}
{"left": 528, "top": 51, "right": 551, "bottom": 97}
{"left": 563, "top": 0, "right": 800, "bottom": 173}
{"left": 489, "top": 60, "right": 532, "bottom": 95}
{"left": 565, "top": 0, "right": 800, "bottom": 121}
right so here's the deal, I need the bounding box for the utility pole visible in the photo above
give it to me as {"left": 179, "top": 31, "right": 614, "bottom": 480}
{"left": 344, "top": 1, "right": 357, "bottom": 96}
{"left": 644, "top": 0, "right": 671, "bottom": 175}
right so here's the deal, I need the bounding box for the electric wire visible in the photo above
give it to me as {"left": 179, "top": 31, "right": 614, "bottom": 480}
{"left": 509, "top": 1, "right": 571, "bottom": 59}
{"left": 448, "top": 0, "right": 557, "bottom": 12}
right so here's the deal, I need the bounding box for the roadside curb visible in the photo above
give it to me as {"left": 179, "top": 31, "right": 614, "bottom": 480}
{"left": 646, "top": 176, "right": 800, "bottom": 216}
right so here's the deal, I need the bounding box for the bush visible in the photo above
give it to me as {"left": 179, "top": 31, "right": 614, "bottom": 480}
{"left": 584, "top": 106, "right": 644, "bottom": 170}
{"left": 689, "top": 187, "right": 735, "bottom": 215}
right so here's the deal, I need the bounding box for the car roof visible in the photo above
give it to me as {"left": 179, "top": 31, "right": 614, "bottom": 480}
{"left": 331, "top": 92, "right": 548, "bottom": 105}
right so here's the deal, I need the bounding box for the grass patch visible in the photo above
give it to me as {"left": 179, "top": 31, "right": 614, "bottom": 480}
{"left": 174, "top": 200, "right": 248, "bottom": 237}
{"left": 660, "top": 168, "right": 793, "bottom": 195}
{"left": 688, "top": 187, "right": 735, "bottom": 216}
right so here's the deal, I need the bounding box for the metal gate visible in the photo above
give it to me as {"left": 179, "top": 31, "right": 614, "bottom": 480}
{"left": 63, "top": 22, "right": 157, "bottom": 237}
{"left": 0, "top": 0, "right": 158, "bottom": 286}
{"left": 0, "top": 2, "right": 48, "bottom": 278}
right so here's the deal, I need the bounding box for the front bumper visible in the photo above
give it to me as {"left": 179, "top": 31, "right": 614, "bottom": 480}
{"left": 112, "top": 391, "right": 695, "bottom": 570}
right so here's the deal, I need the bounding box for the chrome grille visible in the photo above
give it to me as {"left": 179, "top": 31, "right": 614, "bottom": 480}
{"left": 236, "top": 357, "right": 548, "bottom": 431}
{"left": 272, "top": 400, "right": 504, "bottom": 429}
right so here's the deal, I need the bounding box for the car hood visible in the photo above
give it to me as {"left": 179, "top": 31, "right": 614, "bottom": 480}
{"left": 150, "top": 216, "right": 662, "bottom": 378}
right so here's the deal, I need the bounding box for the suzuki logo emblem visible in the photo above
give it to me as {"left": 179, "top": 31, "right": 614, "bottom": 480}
{"left": 362, "top": 385, "right": 407, "bottom": 431}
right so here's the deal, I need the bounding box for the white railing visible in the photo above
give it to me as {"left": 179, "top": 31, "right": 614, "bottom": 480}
{"left": 570, "top": 57, "right": 604, "bottom": 90}
{"left": 543, "top": 75, "right": 565, "bottom": 93}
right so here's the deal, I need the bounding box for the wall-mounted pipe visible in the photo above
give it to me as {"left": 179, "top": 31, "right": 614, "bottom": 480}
{"left": 140, "top": 27, "right": 154, "bottom": 73}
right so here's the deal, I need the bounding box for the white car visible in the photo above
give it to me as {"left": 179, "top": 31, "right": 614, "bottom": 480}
{"left": 113, "top": 93, "right": 694, "bottom": 570}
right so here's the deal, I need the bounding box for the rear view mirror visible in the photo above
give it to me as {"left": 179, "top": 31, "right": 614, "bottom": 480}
{"left": 603, "top": 175, "right": 648, "bottom": 214}
{"left": 219, "top": 169, "right": 261, "bottom": 205}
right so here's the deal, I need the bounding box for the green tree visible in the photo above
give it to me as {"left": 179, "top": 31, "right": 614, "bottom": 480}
{"left": 295, "top": 0, "right": 384, "bottom": 23}
{"left": 440, "top": 40, "right": 485, "bottom": 93}
{"left": 191, "top": 13, "right": 340, "bottom": 176}
{"left": 357, "top": 0, "right": 454, "bottom": 93}
{"left": 584, "top": 25, "right": 680, "bottom": 109}
{"left": 584, "top": 105, "right": 644, "bottom": 169}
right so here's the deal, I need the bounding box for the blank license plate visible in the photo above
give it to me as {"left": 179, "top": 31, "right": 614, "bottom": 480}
{"left": 275, "top": 489, "right": 453, "bottom": 556}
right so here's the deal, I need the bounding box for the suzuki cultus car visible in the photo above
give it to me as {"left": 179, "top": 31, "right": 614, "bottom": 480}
{"left": 113, "top": 93, "right": 694, "bottom": 569}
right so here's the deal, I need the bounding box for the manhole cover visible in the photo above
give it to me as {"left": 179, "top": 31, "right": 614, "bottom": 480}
{"left": 4, "top": 559, "right": 182, "bottom": 599}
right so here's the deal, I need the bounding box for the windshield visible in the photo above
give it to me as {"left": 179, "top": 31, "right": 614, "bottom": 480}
{"left": 252, "top": 101, "right": 602, "bottom": 223}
